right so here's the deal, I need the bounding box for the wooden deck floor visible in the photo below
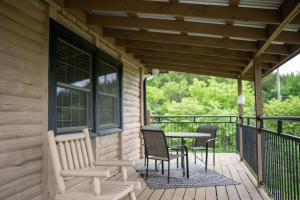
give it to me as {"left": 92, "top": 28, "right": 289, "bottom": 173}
{"left": 111, "top": 153, "right": 270, "bottom": 200}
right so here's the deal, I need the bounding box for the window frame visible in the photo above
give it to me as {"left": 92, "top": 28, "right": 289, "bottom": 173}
{"left": 49, "top": 19, "right": 123, "bottom": 135}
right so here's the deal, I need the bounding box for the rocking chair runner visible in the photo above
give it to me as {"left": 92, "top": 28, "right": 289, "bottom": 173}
{"left": 48, "top": 128, "right": 139, "bottom": 200}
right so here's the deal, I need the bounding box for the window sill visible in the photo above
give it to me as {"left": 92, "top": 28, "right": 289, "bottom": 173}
{"left": 92, "top": 128, "right": 123, "bottom": 137}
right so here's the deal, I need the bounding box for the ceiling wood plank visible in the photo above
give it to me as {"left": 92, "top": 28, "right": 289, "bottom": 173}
{"left": 66, "top": 0, "right": 281, "bottom": 24}
{"left": 88, "top": 15, "right": 266, "bottom": 40}
{"left": 139, "top": 54, "right": 270, "bottom": 70}
{"left": 138, "top": 55, "right": 244, "bottom": 71}
{"left": 117, "top": 39, "right": 253, "bottom": 59}
{"left": 146, "top": 64, "right": 239, "bottom": 78}
{"left": 104, "top": 28, "right": 290, "bottom": 55}
{"left": 103, "top": 28, "right": 258, "bottom": 51}
{"left": 130, "top": 49, "right": 247, "bottom": 66}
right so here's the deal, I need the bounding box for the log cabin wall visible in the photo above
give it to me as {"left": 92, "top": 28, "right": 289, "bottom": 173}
{"left": 0, "top": 0, "right": 48, "bottom": 199}
{"left": 0, "top": 0, "right": 144, "bottom": 199}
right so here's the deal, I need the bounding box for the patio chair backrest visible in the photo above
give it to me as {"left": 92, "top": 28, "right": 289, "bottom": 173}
{"left": 141, "top": 126, "right": 169, "bottom": 159}
{"left": 195, "top": 126, "right": 218, "bottom": 147}
{"left": 48, "top": 128, "right": 94, "bottom": 194}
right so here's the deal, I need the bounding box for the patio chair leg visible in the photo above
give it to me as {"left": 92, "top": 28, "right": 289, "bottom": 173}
{"left": 213, "top": 146, "right": 216, "bottom": 166}
{"left": 205, "top": 144, "right": 208, "bottom": 171}
{"left": 155, "top": 160, "right": 157, "bottom": 171}
{"left": 182, "top": 155, "right": 185, "bottom": 177}
{"left": 185, "top": 147, "right": 189, "bottom": 178}
{"left": 168, "top": 160, "right": 170, "bottom": 183}
{"left": 146, "top": 158, "right": 149, "bottom": 179}
{"left": 176, "top": 149, "right": 179, "bottom": 168}
{"left": 162, "top": 161, "right": 164, "bottom": 174}
{"left": 194, "top": 149, "right": 196, "bottom": 164}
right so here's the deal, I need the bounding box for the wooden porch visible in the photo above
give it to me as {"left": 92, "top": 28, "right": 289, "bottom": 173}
{"left": 109, "top": 153, "right": 270, "bottom": 200}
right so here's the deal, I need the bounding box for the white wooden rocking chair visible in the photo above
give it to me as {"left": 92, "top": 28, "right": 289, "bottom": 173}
{"left": 48, "top": 128, "right": 139, "bottom": 200}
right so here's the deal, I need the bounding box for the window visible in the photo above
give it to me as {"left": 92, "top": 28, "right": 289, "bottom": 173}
{"left": 97, "top": 59, "right": 121, "bottom": 129}
{"left": 49, "top": 20, "right": 122, "bottom": 135}
{"left": 56, "top": 39, "right": 92, "bottom": 133}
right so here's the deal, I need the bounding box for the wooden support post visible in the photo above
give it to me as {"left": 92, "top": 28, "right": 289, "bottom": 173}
{"left": 237, "top": 77, "right": 244, "bottom": 161}
{"left": 140, "top": 68, "right": 145, "bottom": 159}
{"left": 254, "top": 57, "right": 263, "bottom": 187}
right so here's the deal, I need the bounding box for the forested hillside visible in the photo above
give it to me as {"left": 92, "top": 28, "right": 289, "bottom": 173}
{"left": 146, "top": 72, "right": 300, "bottom": 136}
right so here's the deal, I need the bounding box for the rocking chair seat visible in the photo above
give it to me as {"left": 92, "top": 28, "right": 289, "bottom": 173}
{"left": 57, "top": 181, "right": 134, "bottom": 200}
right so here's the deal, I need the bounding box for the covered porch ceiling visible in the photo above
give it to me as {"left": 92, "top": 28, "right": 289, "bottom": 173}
{"left": 66, "top": 0, "right": 300, "bottom": 81}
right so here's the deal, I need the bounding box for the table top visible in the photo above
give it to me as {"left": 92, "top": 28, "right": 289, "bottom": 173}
{"left": 165, "top": 132, "right": 211, "bottom": 138}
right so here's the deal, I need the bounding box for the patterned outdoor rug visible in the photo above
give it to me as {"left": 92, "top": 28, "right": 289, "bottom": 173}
{"left": 135, "top": 162, "right": 240, "bottom": 189}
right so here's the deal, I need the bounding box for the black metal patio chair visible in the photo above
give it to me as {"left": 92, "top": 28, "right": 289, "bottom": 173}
{"left": 140, "top": 126, "right": 189, "bottom": 183}
{"left": 190, "top": 126, "right": 218, "bottom": 171}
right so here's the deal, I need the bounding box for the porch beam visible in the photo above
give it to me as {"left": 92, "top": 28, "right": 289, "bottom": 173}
{"left": 147, "top": 64, "right": 240, "bottom": 79}
{"left": 103, "top": 28, "right": 290, "bottom": 55}
{"left": 132, "top": 49, "right": 247, "bottom": 67}
{"left": 137, "top": 55, "right": 244, "bottom": 71}
{"left": 66, "top": 0, "right": 281, "bottom": 24}
{"left": 140, "top": 58, "right": 243, "bottom": 72}
{"left": 145, "top": 61, "right": 239, "bottom": 74}
{"left": 118, "top": 39, "right": 253, "bottom": 60}
{"left": 254, "top": 58, "right": 263, "bottom": 187}
{"left": 241, "top": 0, "right": 300, "bottom": 77}
{"left": 264, "top": 46, "right": 300, "bottom": 76}
{"left": 129, "top": 48, "right": 279, "bottom": 67}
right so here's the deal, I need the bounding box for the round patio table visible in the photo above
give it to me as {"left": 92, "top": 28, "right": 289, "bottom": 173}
{"left": 165, "top": 132, "right": 211, "bottom": 171}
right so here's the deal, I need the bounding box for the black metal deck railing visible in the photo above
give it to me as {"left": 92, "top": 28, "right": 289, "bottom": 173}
{"left": 151, "top": 115, "right": 238, "bottom": 152}
{"left": 241, "top": 116, "right": 300, "bottom": 200}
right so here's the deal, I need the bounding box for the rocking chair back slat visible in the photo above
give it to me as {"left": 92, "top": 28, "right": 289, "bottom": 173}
{"left": 70, "top": 140, "right": 80, "bottom": 169}
{"left": 76, "top": 139, "right": 85, "bottom": 168}
{"left": 65, "top": 141, "right": 74, "bottom": 170}
{"left": 81, "top": 139, "right": 90, "bottom": 167}
{"left": 59, "top": 142, "right": 68, "bottom": 170}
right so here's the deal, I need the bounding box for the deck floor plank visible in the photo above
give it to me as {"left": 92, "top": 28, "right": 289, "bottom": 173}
{"left": 148, "top": 189, "right": 165, "bottom": 200}
{"left": 214, "top": 153, "right": 230, "bottom": 200}
{"left": 195, "top": 187, "right": 206, "bottom": 200}
{"left": 183, "top": 188, "right": 196, "bottom": 200}
{"left": 225, "top": 155, "right": 252, "bottom": 200}
{"left": 230, "top": 154, "right": 265, "bottom": 200}
{"left": 171, "top": 188, "right": 186, "bottom": 200}
{"left": 206, "top": 186, "right": 217, "bottom": 200}
{"left": 160, "top": 189, "right": 176, "bottom": 200}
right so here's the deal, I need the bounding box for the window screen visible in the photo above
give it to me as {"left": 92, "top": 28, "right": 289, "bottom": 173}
{"left": 56, "top": 39, "right": 91, "bottom": 132}
{"left": 97, "top": 59, "right": 120, "bottom": 129}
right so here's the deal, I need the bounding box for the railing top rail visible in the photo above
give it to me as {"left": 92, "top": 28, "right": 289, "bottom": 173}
{"left": 240, "top": 115, "right": 300, "bottom": 122}
{"left": 151, "top": 115, "right": 238, "bottom": 118}
{"left": 259, "top": 116, "right": 300, "bottom": 122}
{"left": 241, "top": 116, "right": 256, "bottom": 119}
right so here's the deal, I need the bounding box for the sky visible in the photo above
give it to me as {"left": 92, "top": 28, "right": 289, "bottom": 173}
{"left": 278, "top": 53, "right": 300, "bottom": 75}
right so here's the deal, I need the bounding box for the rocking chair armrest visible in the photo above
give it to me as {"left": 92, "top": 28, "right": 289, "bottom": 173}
{"left": 60, "top": 169, "right": 110, "bottom": 178}
{"left": 94, "top": 160, "right": 135, "bottom": 167}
